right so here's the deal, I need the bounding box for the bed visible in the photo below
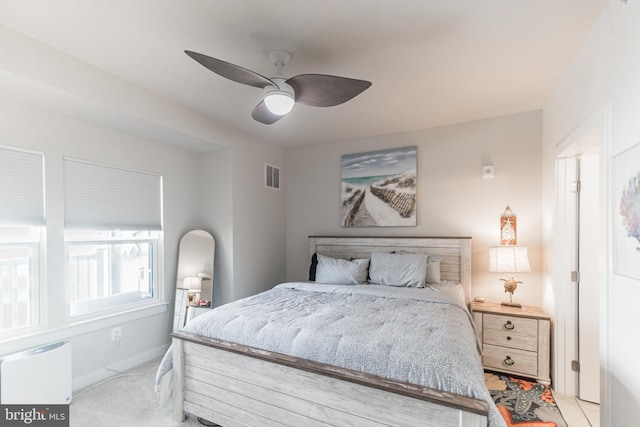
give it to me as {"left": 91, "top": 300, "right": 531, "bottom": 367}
{"left": 157, "top": 236, "right": 505, "bottom": 427}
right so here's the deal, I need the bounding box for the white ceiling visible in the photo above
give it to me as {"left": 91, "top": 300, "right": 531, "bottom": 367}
{"left": 0, "top": 0, "right": 608, "bottom": 148}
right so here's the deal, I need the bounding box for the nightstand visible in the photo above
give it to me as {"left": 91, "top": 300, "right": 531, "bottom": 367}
{"left": 186, "top": 305, "right": 211, "bottom": 321}
{"left": 471, "top": 301, "right": 550, "bottom": 384}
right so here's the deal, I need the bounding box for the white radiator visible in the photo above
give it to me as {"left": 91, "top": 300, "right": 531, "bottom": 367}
{"left": 0, "top": 341, "right": 72, "bottom": 404}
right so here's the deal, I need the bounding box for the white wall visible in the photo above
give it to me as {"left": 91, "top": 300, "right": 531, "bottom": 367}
{"left": 0, "top": 98, "right": 201, "bottom": 388}
{"left": 543, "top": 1, "right": 640, "bottom": 424}
{"left": 231, "top": 139, "right": 287, "bottom": 301}
{"left": 0, "top": 24, "right": 288, "bottom": 390}
{"left": 199, "top": 149, "right": 234, "bottom": 306}
{"left": 198, "top": 139, "right": 287, "bottom": 306}
{"left": 285, "top": 110, "right": 544, "bottom": 306}
{"left": 0, "top": 97, "right": 287, "bottom": 390}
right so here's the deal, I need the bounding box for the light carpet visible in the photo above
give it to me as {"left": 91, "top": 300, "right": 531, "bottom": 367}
{"left": 70, "top": 358, "right": 204, "bottom": 427}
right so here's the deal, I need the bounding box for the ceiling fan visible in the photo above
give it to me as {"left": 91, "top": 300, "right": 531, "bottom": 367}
{"left": 185, "top": 50, "right": 372, "bottom": 125}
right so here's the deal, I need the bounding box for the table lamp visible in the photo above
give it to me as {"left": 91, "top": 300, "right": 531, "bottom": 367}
{"left": 183, "top": 276, "right": 202, "bottom": 306}
{"left": 488, "top": 246, "right": 531, "bottom": 308}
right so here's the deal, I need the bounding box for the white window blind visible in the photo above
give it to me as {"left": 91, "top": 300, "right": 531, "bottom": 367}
{"left": 0, "top": 145, "right": 45, "bottom": 226}
{"left": 63, "top": 158, "right": 162, "bottom": 230}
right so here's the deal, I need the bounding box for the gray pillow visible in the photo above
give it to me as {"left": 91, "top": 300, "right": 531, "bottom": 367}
{"left": 426, "top": 255, "right": 442, "bottom": 283}
{"left": 368, "top": 252, "right": 427, "bottom": 287}
{"left": 315, "top": 254, "right": 370, "bottom": 285}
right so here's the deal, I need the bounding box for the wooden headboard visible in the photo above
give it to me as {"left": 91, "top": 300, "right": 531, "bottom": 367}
{"left": 309, "top": 236, "right": 472, "bottom": 305}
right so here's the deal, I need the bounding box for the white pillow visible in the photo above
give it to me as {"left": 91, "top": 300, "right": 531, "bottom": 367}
{"left": 315, "top": 254, "right": 370, "bottom": 285}
{"left": 368, "top": 252, "right": 427, "bottom": 287}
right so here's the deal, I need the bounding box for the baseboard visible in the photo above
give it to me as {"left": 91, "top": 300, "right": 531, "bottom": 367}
{"left": 72, "top": 344, "right": 169, "bottom": 392}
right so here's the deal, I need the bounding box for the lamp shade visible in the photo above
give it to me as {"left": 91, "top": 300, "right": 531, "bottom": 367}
{"left": 264, "top": 79, "right": 295, "bottom": 115}
{"left": 488, "top": 246, "right": 531, "bottom": 273}
{"left": 182, "top": 276, "right": 202, "bottom": 291}
{"left": 264, "top": 92, "right": 295, "bottom": 115}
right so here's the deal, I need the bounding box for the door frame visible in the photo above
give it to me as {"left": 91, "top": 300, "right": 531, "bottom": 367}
{"left": 552, "top": 103, "right": 610, "bottom": 401}
{"left": 577, "top": 152, "right": 600, "bottom": 403}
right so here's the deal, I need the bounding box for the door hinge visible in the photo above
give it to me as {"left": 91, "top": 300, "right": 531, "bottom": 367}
{"left": 571, "top": 360, "right": 580, "bottom": 372}
{"left": 571, "top": 270, "right": 580, "bottom": 283}
{"left": 571, "top": 180, "right": 581, "bottom": 193}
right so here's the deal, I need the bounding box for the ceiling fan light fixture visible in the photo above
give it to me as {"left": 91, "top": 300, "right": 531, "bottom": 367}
{"left": 185, "top": 50, "right": 372, "bottom": 124}
{"left": 265, "top": 92, "right": 295, "bottom": 115}
{"left": 264, "top": 80, "right": 295, "bottom": 115}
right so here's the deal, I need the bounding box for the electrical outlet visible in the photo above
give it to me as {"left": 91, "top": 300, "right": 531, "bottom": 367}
{"left": 111, "top": 327, "right": 122, "bottom": 342}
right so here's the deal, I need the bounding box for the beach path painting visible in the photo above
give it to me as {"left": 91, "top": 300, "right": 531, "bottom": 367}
{"left": 341, "top": 146, "right": 417, "bottom": 227}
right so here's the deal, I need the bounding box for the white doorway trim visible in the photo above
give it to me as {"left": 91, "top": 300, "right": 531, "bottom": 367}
{"left": 552, "top": 103, "right": 610, "bottom": 402}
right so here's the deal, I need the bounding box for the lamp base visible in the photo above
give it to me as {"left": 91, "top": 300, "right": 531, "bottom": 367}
{"left": 501, "top": 301, "right": 522, "bottom": 308}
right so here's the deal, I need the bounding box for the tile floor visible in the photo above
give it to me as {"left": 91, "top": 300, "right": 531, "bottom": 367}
{"left": 577, "top": 399, "right": 600, "bottom": 426}
{"left": 553, "top": 391, "right": 600, "bottom": 426}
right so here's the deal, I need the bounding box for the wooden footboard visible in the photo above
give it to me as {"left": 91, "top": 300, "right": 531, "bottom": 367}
{"left": 172, "top": 332, "right": 488, "bottom": 427}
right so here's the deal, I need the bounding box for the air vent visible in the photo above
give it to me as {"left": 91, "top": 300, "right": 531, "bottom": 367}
{"left": 265, "top": 164, "right": 280, "bottom": 189}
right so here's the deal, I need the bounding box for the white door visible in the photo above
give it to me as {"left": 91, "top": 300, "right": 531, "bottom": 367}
{"left": 554, "top": 104, "right": 608, "bottom": 403}
{"left": 577, "top": 153, "right": 600, "bottom": 403}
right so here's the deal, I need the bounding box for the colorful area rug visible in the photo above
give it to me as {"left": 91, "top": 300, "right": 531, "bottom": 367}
{"left": 485, "top": 372, "right": 567, "bottom": 427}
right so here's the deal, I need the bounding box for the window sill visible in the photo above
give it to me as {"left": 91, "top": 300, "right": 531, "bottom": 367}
{"left": 69, "top": 293, "right": 156, "bottom": 319}
{"left": 0, "top": 301, "right": 169, "bottom": 356}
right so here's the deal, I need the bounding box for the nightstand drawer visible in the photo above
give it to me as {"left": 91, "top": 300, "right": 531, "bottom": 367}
{"left": 484, "top": 313, "right": 537, "bottom": 334}
{"left": 484, "top": 328, "right": 537, "bottom": 352}
{"left": 483, "top": 344, "right": 538, "bottom": 377}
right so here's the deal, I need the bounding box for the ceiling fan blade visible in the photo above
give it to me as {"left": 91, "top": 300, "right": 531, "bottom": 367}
{"left": 185, "top": 50, "right": 275, "bottom": 89}
{"left": 287, "top": 74, "right": 372, "bottom": 107}
{"left": 251, "top": 101, "right": 285, "bottom": 125}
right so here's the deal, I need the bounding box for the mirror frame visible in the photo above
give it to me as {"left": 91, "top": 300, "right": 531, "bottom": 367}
{"left": 173, "top": 229, "right": 215, "bottom": 331}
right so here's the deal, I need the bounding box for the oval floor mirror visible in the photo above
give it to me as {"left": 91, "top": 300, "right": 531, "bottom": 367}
{"left": 173, "top": 229, "right": 215, "bottom": 331}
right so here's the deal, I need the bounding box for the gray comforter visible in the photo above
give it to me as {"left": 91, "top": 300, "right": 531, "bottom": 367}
{"left": 156, "top": 282, "right": 505, "bottom": 427}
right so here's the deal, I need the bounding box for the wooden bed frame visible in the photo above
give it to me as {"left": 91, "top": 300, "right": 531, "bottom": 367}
{"left": 171, "top": 236, "right": 487, "bottom": 427}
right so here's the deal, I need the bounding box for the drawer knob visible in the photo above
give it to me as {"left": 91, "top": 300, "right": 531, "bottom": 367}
{"left": 503, "top": 321, "right": 515, "bottom": 330}
{"left": 506, "top": 336, "right": 512, "bottom": 341}
{"left": 503, "top": 356, "right": 515, "bottom": 366}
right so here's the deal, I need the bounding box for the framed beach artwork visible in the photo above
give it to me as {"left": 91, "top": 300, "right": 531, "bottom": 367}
{"left": 613, "top": 142, "right": 640, "bottom": 281}
{"left": 341, "top": 146, "right": 417, "bottom": 227}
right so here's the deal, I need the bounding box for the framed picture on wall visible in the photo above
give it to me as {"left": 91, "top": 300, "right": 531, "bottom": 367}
{"left": 341, "top": 146, "right": 417, "bottom": 227}
{"left": 613, "top": 142, "right": 640, "bottom": 281}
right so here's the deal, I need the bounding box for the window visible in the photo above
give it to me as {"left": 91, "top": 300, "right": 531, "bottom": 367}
{"left": 0, "top": 146, "right": 44, "bottom": 335}
{"left": 0, "top": 228, "right": 40, "bottom": 333}
{"left": 0, "top": 245, "right": 32, "bottom": 328}
{"left": 63, "top": 158, "right": 162, "bottom": 317}
{"left": 66, "top": 230, "right": 158, "bottom": 316}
